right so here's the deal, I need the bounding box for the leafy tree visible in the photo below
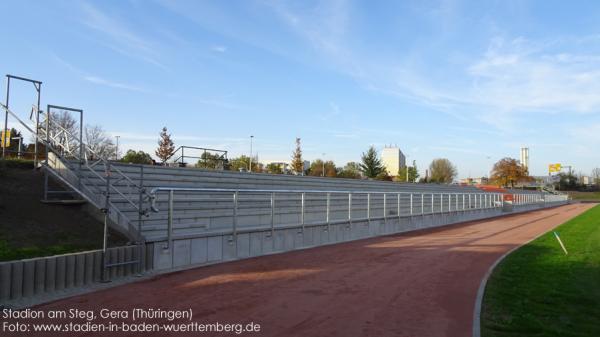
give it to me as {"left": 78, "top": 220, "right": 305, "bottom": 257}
{"left": 85, "top": 125, "right": 115, "bottom": 160}
{"left": 429, "top": 158, "right": 457, "bottom": 184}
{"left": 490, "top": 157, "right": 530, "bottom": 188}
{"left": 195, "top": 152, "right": 224, "bottom": 169}
{"left": 290, "top": 138, "right": 304, "bottom": 175}
{"left": 155, "top": 127, "right": 175, "bottom": 163}
{"left": 266, "top": 162, "right": 284, "bottom": 174}
{"left": 337, "top": 162, "right": 362, "bottom": 179}
{"left": 397, "top": 165, "right": 420, "bottom": 182}
{"left": 555, "top": 172, "right": 578, "bottom": 191}
{"left": 360, "top": 146, "right": 384, "bottom": 178}
{"left": 229, "top": 155, "right": 260, "bottom": 172}
{"left": 375, "top": 170, "right": 392, "bottom": 181}
{"left": 120, "top": 150, "right": 153, "bottom": 165}
{"left": 309, "top": 159, "right": 337, "bottom": 177}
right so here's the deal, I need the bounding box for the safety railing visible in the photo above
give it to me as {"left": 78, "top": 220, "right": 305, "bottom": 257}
{"left": 150, "top": 187, "right": 537, "bottom": 248}
{"left": 1, "top": 102, "right": 150, "bottom": 240}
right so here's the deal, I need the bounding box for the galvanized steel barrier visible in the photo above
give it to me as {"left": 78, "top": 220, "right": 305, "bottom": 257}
{"left": 149, "top": 187, "right": 567, "bottom": 250}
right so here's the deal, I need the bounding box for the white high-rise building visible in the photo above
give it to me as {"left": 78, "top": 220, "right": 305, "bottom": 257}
{"left": 381, "top": 146, "right": 406, "bottom": 176}
{"left": 520, "top": 147, "right": 529, "bottom": 172}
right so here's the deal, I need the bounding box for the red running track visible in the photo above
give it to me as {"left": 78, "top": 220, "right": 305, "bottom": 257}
{"left": 6, "top": 203, "right": 593, "bottom": 337}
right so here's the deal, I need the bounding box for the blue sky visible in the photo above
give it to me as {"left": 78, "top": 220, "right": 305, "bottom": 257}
{"left": 1, "top": 0, "right": 600, "bottom": 179}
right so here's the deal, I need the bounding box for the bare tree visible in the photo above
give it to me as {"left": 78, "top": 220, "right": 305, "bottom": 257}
{"left": 592, "top": 167, "right": 600, "bottom": 185}
{"left": 45, "top": 110, "right": 79, "bottom": 154}
{"left": 84, "top": 125, "right": 115, "bottom": 160}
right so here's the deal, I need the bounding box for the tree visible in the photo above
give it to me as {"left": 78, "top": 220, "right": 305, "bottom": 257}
{"left": 360, "top": 146, "right": 384, "bottom": 178}
{"left": 195, "top": 152, "right": 223, "bottom": 169}
{"left": 375, "top": 170, "right": 392, "bottom": 181}
{"left": 85, "top": 125, "right": 115, "bottom": 160}
{"left": 4, "top": 128, "right": 23, "bottom": 156}
{"left": 290, "top": 138, "right": 304, "bottom": 175}
{"left": 229, "top": 155, "right": 260, "bottom": 172}
{"left": 555, "top": 172, "right": 578, "bottom": 191}
{"left": 155, "top": 127, "right": 175, "bottom": 163}
{"left": 120, "top": 150, "right": 153, "bottom": 165}
{"left": 46, "top": 110, "right": 78, "bottom": 153}
{"left": 337, "top": 162, "right": 362, "bottom": 179}
{"left": 592, "top": 168, "right": 600, "bottom": 185}
{"left": 309, "top": 159, "right": 337, "bottom": 177}
{"left": 490, "top": 157, "right": 530, "bottom": 188}
{"left": 397, "top": 165, "right": 420, "bottom": 183}
{"left": 266, "top": 163, "right": 284, "bottom": 174}
{"left": 429, "top": 158, "right": 457, "bottom": 184}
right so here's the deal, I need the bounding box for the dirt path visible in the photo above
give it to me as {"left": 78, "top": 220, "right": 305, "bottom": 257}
{"left": 12, "top": 204, "right": 593, "bottom": 337}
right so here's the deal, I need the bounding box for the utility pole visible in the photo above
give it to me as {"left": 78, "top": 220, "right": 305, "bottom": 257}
{"left": 249, "top": 135, "right": 254, "bottom": 172}
{"left": 412, "top": 160, "right": 416, "bottom": 183}
{"left": 322, "top": 153, "right": 326, "bottom": 177}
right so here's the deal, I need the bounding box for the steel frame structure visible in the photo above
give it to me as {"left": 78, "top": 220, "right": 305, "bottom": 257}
{"left": 167, "top": 145, "right": 228, "bottom": 168}
{"left": 2, "top": 74, "right": 42, "bottom": 165}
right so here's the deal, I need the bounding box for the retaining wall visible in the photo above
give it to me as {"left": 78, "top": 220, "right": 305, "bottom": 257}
{"left": 0, "top": 244, "right": 153, "bottom": 306}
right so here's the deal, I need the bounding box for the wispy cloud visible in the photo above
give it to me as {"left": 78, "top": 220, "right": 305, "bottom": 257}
{"left": 211, "top": 45, "right": 227, "bottom": 53}
{"left": 79, "top": 2, "right": 168, "bottom": 70}
{"left": 84, "top": 76, "right": 148, "bottom": 93}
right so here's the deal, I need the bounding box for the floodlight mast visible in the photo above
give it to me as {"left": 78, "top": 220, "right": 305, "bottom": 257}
{"left": 3, "top": 74, "right": 42, "bottom": 167}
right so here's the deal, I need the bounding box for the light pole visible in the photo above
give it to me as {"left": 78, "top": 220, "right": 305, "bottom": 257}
{"left": 249, "top": 135, "right": 254, "bottom": 172}
{"left": 322, "top": 153, "right": 326, "bottom": 177}
{"left": 115, "top": 135, "right": 120, "bottom": 160}
{"left": 412, "top": 160, "right": 416, "bottom": 183}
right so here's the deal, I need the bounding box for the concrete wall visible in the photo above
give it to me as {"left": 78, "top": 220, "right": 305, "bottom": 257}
{"left": 0, "top": 244, "right": 153, "bottom": 306}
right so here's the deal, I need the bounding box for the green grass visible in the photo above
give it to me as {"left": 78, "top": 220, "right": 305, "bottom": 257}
{"left": 568, "top": 191, "right": 600, "bottom": 200}
{"left": 481, "top": 205, "right": 600, "bottom": 337}
{"left": 0, "top": 240, "right": 96, "bottom": 261}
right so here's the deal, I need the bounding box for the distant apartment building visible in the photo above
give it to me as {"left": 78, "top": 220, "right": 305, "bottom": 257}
{"left": 381, "top": 147, "right": 406, "bottom": 177}
{"left": 267, "top": 160, "right": 311, "bottom": 175}
{"left": 459, "top": 177, "right": 489, "bottom": 185}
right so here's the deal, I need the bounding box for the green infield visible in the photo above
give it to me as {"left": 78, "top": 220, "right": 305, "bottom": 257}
{"left": 568, "top": 191, "right": 600, "bottom": 201}
{"left": 481, "top": 204, "right": 600, "bottom": 337}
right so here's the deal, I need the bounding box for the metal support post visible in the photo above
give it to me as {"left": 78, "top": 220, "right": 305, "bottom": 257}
{"left": 232, "top": 191, "right": 238, "bottom": 240}
{"left": 301, "top": 192, "right": 305, "bottom": 232}
{"left": 367, "top": 193, "right": 371, "bottom": 222}
{"left": 383, "top": 193, "right": 387, "bottom": 223}
{"left": 270, "top": 192, "right": 275, "bottom": 237}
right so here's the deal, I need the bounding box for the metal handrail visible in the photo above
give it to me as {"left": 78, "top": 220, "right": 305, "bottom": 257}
{"left": 149, "top": 186, "right": 568, "bottom": 249}
{"left": 1, "top": 103, "right": 150, "bottom": 240}
{"left": 164, "top": 145, "right": 228, "bottom": 166}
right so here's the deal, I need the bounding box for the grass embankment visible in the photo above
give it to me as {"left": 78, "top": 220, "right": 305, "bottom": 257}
{"left": 481, "top": 205, "right": 600, "bottom": 337}
{"left": 568, "top": 191, "right": 600, "bottom": 201}
{"left": 0, "top": 159, "right": 127, "bottom": 261}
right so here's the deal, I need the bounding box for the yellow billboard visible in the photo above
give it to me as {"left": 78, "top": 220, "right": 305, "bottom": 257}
{"left": 548, "top": 163, "right": 561, "bottom": 173}
{"left": 0, "top": 129, "right": 10, "bottom": 147}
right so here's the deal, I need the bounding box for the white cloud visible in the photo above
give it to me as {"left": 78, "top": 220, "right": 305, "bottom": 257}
{"left": 79, "top": 2, "right": 168, "bottom": 70}
{"left": 211, "top": 45, "right": 227, "bottom": 53}
{"left": 84, "top": 76, "right": 148, "bottom": 93}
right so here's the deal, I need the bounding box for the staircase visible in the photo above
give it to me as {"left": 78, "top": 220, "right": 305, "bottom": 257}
{"left": 1, "top": 103, "right": 149, "bottom": 241}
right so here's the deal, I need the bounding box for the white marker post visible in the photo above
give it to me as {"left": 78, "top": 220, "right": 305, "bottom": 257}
{"left": 553, "top": 231, "right": 568, "bottom": 255}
